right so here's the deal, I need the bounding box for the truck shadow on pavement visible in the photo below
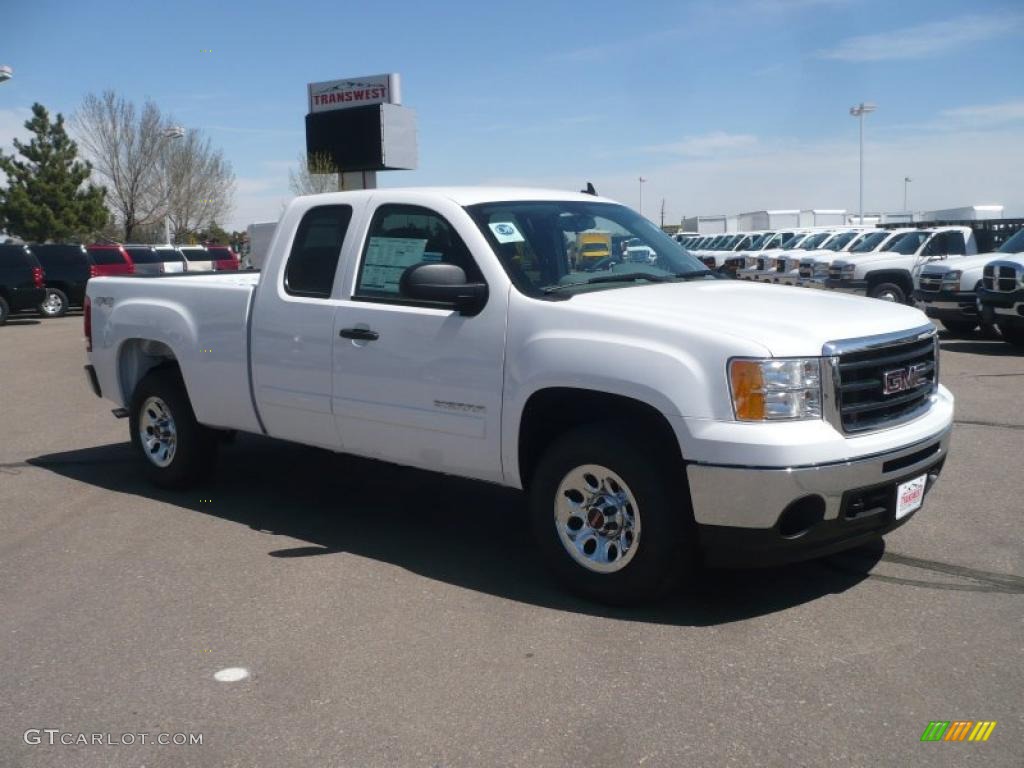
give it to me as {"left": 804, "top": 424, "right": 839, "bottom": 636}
{"left": 28, "top": 435, "right": 902, "bottom": 627}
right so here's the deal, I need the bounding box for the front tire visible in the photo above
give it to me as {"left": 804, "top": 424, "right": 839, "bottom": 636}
{"left": 868, "top": 282, "right": 906, "bottom": 303}
{"left": 38, "top": 288, "right": 68, "bottom": 318}
{"left": 129, "top": 367, "right": 218, "bottom": 488}
{"left": 529, "top": 424, "right": 695, "bottom": 605}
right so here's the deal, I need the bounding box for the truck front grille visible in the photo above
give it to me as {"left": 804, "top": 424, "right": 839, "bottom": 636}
{"left": 832, "top": 332, "right": 937, "bottom": 434}
{"left": 983, "top": 264, "right": 1019, "bottom": 292}
{"left": 798, "top": 263, "right": 812, "bottom": 279}
{"left": 918, "top": 273, "right": 942, "bottom": 293}
{"left": 776, "top": 259, "right": 788, "bottom": 273}
{"left": 828, "top": 266, "right": 842, "bottom": 280}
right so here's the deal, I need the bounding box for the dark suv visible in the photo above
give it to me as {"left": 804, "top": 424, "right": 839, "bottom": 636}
{"left": 30, "top": 244, "right": 91, "bottom": 317}
{"left": 0, "top": 243, "right": 47, "bottom": 325}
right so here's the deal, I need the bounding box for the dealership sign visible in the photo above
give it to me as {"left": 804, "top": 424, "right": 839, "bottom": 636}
{"left": 307, "top": 73, "right": 400, "bottom": 114}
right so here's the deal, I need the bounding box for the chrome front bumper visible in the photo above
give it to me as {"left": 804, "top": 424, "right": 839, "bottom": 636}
{"left": 686, "top": 425, "right": 952, "bottom": 529}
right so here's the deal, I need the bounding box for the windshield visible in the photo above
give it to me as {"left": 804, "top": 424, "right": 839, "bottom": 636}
{"left": 849, "top": 231, "right": 888, "bottom": 253}
{"left": 885, "top": 231, "right": 930, "bottom": 255}
{"left": 154, "top": 248, "right": 184, "bottom": 262}
{"left": 825, "top": 232, "right": 857, "bottom": 251}
{"left": 746, "top": 233, "right": 773, "bottom": 251}
{"left": 998, "top": 229, "right": 1024, "bottom": 253}
{"left": 466, "top": 200, "right": 712, "bottom": 297}
{"left": 798, "top": 233, "right": 829, "bottom": 250}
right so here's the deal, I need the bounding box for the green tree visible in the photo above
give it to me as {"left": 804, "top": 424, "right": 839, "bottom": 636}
{"left": 0, "top": 103, "right": 108, "bottom": 242}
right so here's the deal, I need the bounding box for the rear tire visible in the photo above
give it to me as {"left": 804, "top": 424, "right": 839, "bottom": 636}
{"left": 129, "top": 367, "right": 218, "bottom": 489}
{"left": 939, "top": 318, "right": 978, "bottom": 336}
{"left": 38, "top": 288, "right": 68, "bottom": 318}
{"left": 529, "top": 423, "right": 696, "bottom": 605}
{"left": 0, "top": 296, "right": 8, "bottom": 326}
{"left": 868, "top": 282, "right": 906, "bottom": 304}
{"left": 997, "top": 323, "right": 1024, "bottom": 348}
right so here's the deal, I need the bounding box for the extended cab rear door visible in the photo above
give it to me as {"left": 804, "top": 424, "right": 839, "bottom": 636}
{"left": 331, "top": 195, "right": 508, "bottom": 483}
{"left": 250, "top": 203, "right": 358, "bottom": 449}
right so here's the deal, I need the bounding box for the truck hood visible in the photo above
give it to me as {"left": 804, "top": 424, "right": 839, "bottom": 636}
{"left": 570, "top": 280, "right": 929, "bottom": 357}
{"left": 919, "top": 252, "right": 1000, "bottom": 276}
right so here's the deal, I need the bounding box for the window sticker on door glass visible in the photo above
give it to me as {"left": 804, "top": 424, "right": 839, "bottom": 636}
{"left": 422, "top": 251, "right": 443, "bottom": 262}
{"left": 362, "top": 237, "right": 428, "bottom": 293}
{"left": 489, "top": 221, "right": 525, "bottom": 244}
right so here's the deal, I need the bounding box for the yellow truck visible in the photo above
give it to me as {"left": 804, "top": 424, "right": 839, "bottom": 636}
{"left": 575, "top": 231, "right": 612, "bottom": 264}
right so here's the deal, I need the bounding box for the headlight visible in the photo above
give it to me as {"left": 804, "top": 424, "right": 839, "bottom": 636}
{"left": 841, "top": 263, "right": 856, "bottom": 274}
{"left": 940, "top": 269, "right": 962, "bottom": 287}
{"left": 729, "top": 358, "right": 822, "bottom": 421}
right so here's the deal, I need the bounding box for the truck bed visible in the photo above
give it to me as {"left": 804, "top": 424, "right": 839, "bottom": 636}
{"left": 87, "top": 271, "right": 263, "bottom": 433}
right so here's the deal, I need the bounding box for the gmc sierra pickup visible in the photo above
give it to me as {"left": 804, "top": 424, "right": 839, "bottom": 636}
{"left": 83, "top": 188, "right": 954, "bottom": 604}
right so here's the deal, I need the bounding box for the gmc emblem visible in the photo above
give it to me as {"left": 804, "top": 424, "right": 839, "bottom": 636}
{"left": 883, "top": 363, "right": 929, "bottom": 395}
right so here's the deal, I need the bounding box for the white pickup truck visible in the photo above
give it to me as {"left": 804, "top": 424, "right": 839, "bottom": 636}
{"left": 916, "top": 228, "right": 1024, "bottom": 336}
{"left": 821, "top": 226, "right": 977, "bottom": 304}
{"left": 83, "top": 187, "right": 954, "bottom": 604}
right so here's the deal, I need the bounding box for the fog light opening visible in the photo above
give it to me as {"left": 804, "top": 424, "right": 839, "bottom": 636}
{"left": 777, "top": 496, "right": 826, "bottom": 539}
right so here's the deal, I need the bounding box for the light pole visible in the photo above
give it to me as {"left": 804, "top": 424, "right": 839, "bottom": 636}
{"left": 638, "top": 176, "right": 647, "bottom": 219}
{"left": 904, "top": 176, "right": 912, "bottom": 212}
{"left": 849, "top": 102, "right": 876, "bottom": 224}
{"left": 162, "top": 125, "right": 185, "bottom": 244}
{"left": 0, "top": 65, "right": 13, "bottom": 84}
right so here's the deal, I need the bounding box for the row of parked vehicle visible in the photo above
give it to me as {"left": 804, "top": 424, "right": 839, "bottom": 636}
{"left": 0, "top": 242, "right": 240, "bottom": 324}
{"left": 673, "top": 225, "right": 1024, "bottom": 346}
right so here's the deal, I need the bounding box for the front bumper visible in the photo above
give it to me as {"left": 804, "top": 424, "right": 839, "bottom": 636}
{"left": 821, "top": 277, "right": 867, "bottom": 295}
{"left": 688, "top": 426, "right": 951, "bottom": 568}
{"left": 976, "top": 286, "right": 1024, "bottom": 325}
{"left": 914, "top": 288, "right": 978, "bottom": 319}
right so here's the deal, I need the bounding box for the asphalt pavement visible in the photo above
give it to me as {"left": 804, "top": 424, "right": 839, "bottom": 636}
{"left": 1, "top": 314, "right": 1022, "bottom": 767}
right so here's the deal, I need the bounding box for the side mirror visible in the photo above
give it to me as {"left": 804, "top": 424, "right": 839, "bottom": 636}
{"left": 399, "top": 262, "right": 488, "bottom": 315}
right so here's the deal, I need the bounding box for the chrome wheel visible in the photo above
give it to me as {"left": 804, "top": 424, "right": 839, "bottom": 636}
{"left": 554, "top": 464, "right": 641, "bottom": 574}
{"left": 139, "top": 396, "right": 177, "bottom": 467}
{"left": 41, "top": 290, "right": 64, "bottom": 315}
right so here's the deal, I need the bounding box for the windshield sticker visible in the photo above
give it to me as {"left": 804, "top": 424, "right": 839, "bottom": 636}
{"left": 490, "top": 221, "right": 525, "bottom": 244}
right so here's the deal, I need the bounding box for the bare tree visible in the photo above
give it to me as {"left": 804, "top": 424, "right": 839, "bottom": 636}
{"left": 163, "top": 131, "right": 235, "bottom": 241}
{"left": 73, "top": 91, "right": 168, "bottom": 241}
{"left": 288, "top": 151, "right": 338, "bottom": 195}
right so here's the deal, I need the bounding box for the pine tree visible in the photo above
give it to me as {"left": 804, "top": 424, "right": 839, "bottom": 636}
{"left": 0, "top": 103, "right": 108, "bottom": 242}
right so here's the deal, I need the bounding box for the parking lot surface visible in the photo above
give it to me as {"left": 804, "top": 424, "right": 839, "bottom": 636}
{"left": 2, "top": 315, "right": 1022, "bottom": 767}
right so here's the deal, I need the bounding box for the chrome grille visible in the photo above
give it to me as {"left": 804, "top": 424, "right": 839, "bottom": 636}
{"left": 828, "top": 265, "right": 842, "bottom": 280}
{"left": 798, "top": 263, "right": 813, "bottom": 279}
{"left": 918, "top": 273, "right": 942, "bottom": 293}
{"left": 983, "top": 264, "right": 1019, "bottom": 292}
{"left": 776, "top": 259, "right": 788, "bottom": 273}
{"left": 828, "top": 330, "right": 937, "bottom": 434}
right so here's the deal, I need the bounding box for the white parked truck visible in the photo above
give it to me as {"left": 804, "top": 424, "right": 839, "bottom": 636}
{"left": 915, "top": 228, "right": 1024, "bottom": 336}
{"left": 821, "top": 226, "right": 977, "bottom": 304}
{"left": 83, "top": 188, "right": 954, "bottom": 604}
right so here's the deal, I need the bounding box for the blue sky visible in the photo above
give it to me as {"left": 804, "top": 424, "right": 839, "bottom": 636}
{"left": 1, "top": 0, "right": 1022, "bottom": 228}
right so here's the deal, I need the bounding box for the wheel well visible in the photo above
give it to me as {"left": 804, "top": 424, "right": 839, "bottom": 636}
{"left": 865, "top": 270, "right": 913, "bottom": 295}
{"left": 118, "top": 339, "right": 179, "bottom": 404}
{"left": 518, "top": 388, "right": 683, "bottom": 488}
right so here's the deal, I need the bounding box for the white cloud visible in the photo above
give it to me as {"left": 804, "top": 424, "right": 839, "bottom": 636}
{"left": 939, "top": 101, "right": 1024, "bottom": 128}
{"left": 817, "top": 14, "right": 1017, "bottom": 62}
{"left": 643, "top": 131, "right": 758, "bottom": 157}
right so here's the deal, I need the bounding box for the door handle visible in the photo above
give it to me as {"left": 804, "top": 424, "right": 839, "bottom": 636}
{"left": 339, "top": 327, "right": 379, "bottom": 341}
